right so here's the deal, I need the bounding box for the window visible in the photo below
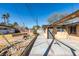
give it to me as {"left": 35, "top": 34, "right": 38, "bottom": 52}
{"left": 57, "top": 27, "right": 64, "bottom": 32}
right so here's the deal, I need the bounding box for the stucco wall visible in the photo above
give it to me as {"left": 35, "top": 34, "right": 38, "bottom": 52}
{"left": 55, "top": 25, "right": 79, "bottom": 40}
{"left": 55, "top": 31, "right": 69, "bottom": 40}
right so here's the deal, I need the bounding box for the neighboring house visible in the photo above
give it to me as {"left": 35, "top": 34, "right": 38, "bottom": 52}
{"left": 0, "top": 25, "right": 15, "bottom": 34}
{"left": 0, "top": 24, "right": 20, "bottom": 34}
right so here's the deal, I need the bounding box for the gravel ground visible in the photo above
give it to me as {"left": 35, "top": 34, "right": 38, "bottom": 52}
{"left": 0, "top": 34, "right": 35, "bottom": 56}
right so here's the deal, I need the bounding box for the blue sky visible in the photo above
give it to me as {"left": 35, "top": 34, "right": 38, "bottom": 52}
{"left": 0, "top": 3, "right": 79, "bottom": 28}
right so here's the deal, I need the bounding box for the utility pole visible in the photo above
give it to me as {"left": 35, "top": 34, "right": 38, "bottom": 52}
{"left": 36, "top": 16, "right": 38, "bottom": 26}
{"left": 35, "top": 16, "right": 39, "bottom": 32}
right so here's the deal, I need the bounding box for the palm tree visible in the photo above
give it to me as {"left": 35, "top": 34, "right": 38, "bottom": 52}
{"left": 2, "top": 13, "right": 10, "bottom": 25}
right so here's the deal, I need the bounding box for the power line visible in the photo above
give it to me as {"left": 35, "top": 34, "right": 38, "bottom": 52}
{"left": 25, "top": 4, "right": 39, "bottom": 26}
{"left": 13, "top": 5, "right": 26, "bottom": 27}
{"left": 13, "top": 4, "right": 39, "bottom": 27}
{"left": 25, "top": 4, "right": 35, "bottom": 21}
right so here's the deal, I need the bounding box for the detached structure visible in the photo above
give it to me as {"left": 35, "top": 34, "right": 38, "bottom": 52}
{"left": 43, "top": 10, "right": 79, "bottom": 39}
{"left": 52, "top": 10, "right": 79, "bottom": 37}
{"left": 0, "top": 24, "right": 16, "bottom": 34}
{"left": 0, "top": 24, "right": 30, "bottom": 35}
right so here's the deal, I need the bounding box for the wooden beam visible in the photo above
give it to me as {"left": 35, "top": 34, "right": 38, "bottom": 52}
{"left": 52, "top": 10, "right": 79, "bottom": 27}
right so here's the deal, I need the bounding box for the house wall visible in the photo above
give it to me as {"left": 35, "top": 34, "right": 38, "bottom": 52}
{"left": 43, "top": 25, "right": 79, "bottom": 39}
{"left": 43, "top": 26, "right": 69, "bottom": 39}
{"left": 65, "top": 25, "right": 79, "bottom": 36}
{"left": 55, "top": 28, "right": 69, "bottom": 40}
{"left": 56, "top": 25, "right": 79, "bottom": 39}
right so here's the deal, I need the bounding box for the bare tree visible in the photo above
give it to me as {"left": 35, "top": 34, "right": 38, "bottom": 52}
{"left": 48, "top": 13, "right": 67, "bottom": 24}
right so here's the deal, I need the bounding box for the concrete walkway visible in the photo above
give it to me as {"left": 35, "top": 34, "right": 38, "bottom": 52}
{"left": 29, "top": 29, "right": 75, "bottom": 56}
{"left": 29, "top": 29, "right": 51, "bottom": 56}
